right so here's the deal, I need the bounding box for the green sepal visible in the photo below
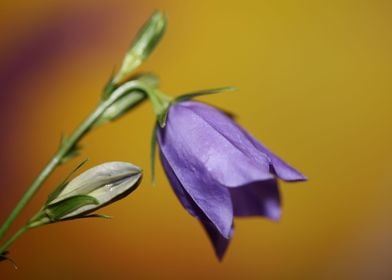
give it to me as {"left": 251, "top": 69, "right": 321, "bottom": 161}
{"left": 44, "top": 195, "right": 99, "bottom": 222}
{"left": 58, "top": 132, "right": 65, "bottom": 149}
{"left": 46, "top": 159, "right": 89, "bottom": 205}
{"left": 150, "top": 123, "right": 158, "bottom": 184}
{"left": 157, "top": 105, "right": 170, "bottom": 128}
{"left": 79, "top": 213, "right": 112, "bottom": 219}
{"left": 145, "top": 87, "right": 171, "bottom": 128}
{"left": 174, "top": 86, "right": 237, "bottom": 103}
{"left": 102, "top": 74, "right": 117, "bottom": 100}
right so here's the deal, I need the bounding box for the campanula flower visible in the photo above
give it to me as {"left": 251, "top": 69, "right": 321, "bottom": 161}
{"left": 157, "top": 100, "right": 306, "bottom": 259}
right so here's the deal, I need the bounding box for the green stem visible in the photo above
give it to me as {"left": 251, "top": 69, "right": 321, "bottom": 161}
{"left": 0, "top": 225, "right": 29, "bottom": 255}
{"left": 0, "top": 83, "right": 147, "bottom": 241}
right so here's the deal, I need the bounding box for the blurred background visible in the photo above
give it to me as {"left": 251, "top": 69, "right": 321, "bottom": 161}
{"left": 0, "top": 0, "right": 391, "bottom": 279}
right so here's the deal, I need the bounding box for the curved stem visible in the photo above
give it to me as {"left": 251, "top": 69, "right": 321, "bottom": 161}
{"left": 0, "top": 212, "right": 47, "bottom": 255}
{"left": 0, "top": 83, "right": 147, "bottom": 241}
{"left": 0, "top": 225, "right": 29, "bottom": 255}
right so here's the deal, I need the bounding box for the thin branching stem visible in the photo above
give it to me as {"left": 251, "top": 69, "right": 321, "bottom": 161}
{"left": 0, "top": 82, "right": 148, "bottom": 242}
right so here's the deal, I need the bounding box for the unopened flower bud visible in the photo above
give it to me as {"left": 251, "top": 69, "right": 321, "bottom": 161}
{"left": 31, "top": 162, "right": 142, "bottom": 225}
{"left": 113, "top": 11, "right": 166, "bottom": 85}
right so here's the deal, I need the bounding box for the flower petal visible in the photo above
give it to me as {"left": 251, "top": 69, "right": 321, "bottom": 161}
{"left": 160, "top": 151, "right": 198, "bottom": 217}
{"left": 239, "top": 129, "right": 307, "bottom": 181}
{"left": 161, "top": 151, "right": 232, "bottom": 259}
{"left": 213, "top": 117, "right": 307, "bottom": 181}
{"left": 181, "top": 101, "right": 306, "bottom": 182}
{"left": 200, "top": 218, "right": 232, "bottom": 261}
{"left": 158, "top": 134, "right": 233, "bottom": 238}
{"left": 160, "top": 101, "right": 273, "bottom": 188}
{"left": 229, "top": 180, "right": 281, "bottom": 220}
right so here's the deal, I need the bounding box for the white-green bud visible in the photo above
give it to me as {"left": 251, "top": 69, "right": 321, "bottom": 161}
{"left": 31, "top": 162, "right": 142, "bottom": 225}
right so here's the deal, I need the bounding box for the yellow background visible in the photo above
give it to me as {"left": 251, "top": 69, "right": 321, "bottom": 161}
{"left": 1, "top": 1, "right": 391, "bottom": 279}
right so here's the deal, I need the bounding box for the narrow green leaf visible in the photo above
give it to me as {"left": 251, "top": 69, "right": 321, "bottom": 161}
{"left": 45, "top": 195, "right": 98, "bottom": 222}
{"left": 46, "top": 159, "right": 89, "bottom": 205}
{"left": 102, "top": 73, "right": 117, "bottom": 100}
{"left": 150, "top": 123, "right": 158, "bottom": 185}
{"left": 58, "top": 132, "right": 65, "bottom": 148}
{"left": 174, "top": 86, "right": 237, "bottom": 103}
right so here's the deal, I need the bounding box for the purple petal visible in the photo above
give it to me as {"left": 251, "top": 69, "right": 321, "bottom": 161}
{"left": 218, "top": 116, "right": 305, "bottom": 181}
{"left": 230, "top": 180, "right": 281, "bottom": 220}
{"left": 186, "top": 100, "right": 306, "bottom": 182}
{"left": 160, "top": 101, "right": 274, "bottom": 188}
{"left": 160, "top": 151, "right": 198, "bottom": 217}
{"left": 161, "top": 151, "right": 232, "bottom": 259}
{"left": 158, "top": 126, "right": 234, "bottom": 238}
{"left": 239, "top": 129, "right": 307, "bottom": 181}
{"left": 200, "top": 218, "right": 232, "bottom": 261}
{"left": 181, "top": 101, "right": 306, "bottom": 182}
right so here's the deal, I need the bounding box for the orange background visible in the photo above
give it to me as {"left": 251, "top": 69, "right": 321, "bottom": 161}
{"left": 1, "top": 1, "right": 392, "bottom": 279}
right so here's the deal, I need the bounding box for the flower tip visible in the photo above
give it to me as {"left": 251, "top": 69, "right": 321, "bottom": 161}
{"left": 268, "top": 209, "right": 282, "bottom": 222}
{"left": 300, "top": 175, "right": 308, "bottom": 181}
{"left": 265, "top": 200, "right": 282, "bottom": 221}
{"left": 272, "top": 162, "right": 308, "bottom": 182}
{"left": 216, "top": 252, "right": 225, "bottom": 262}
{"left": 150, "top": 175, "right": 157, "bottom": 187}
{"left": 225, "top": 86, "right": 238, "bottom": 92}
{"left": 112, "top": 10, "right": 167, "bottom": 85}
{"left": 151, "top": 10, "right": 167, "bottom": 26}
{"left": 285, "top": 173, "right": 308, "bottom": 182}
{"left": 212, "top": 237, "right": 231, "bottom": 261}
{"left": 135, "top": 167, "right": 143, "bottom": 175}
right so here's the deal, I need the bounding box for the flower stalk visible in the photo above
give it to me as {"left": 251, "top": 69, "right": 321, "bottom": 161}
{"left": 0, "top": 76, "right": 159, "bottom": 244}
{"left": 0, "top": 84, "right": 143, "bottom": 241}
{"left": 0, "top": 226, "right": 29, "bottom": 256}
{"left": 0, "top": 11, "right": 166, "bottom": 248}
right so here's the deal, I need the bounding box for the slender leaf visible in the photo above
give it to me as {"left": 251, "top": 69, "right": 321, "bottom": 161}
{"left": 174, "top": 86, "right": 237, "bottom": 103}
